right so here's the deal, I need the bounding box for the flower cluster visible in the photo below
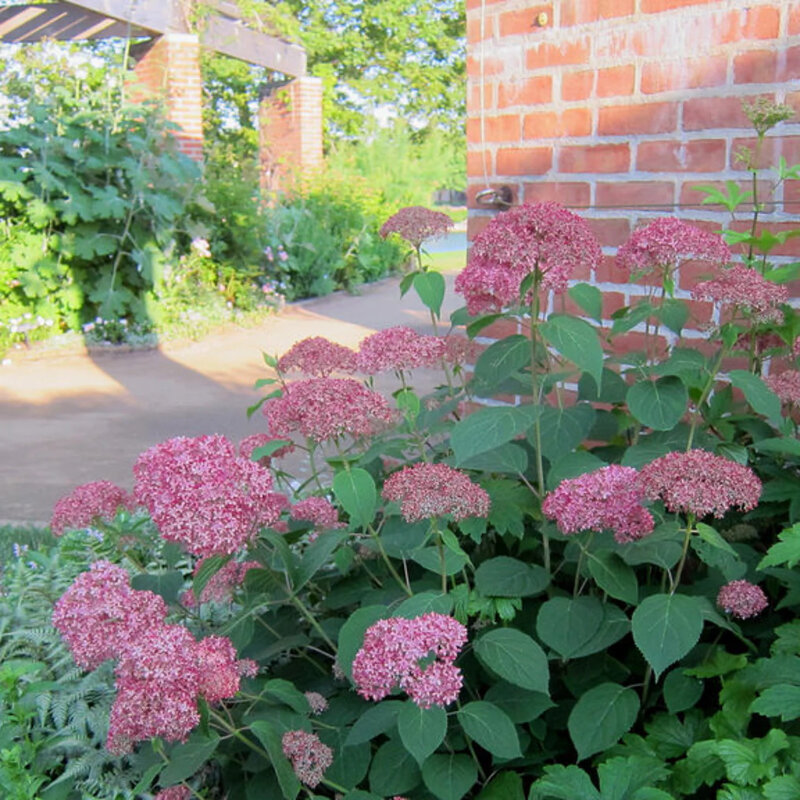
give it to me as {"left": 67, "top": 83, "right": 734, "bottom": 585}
{"left": 455, "top": 202, "right": 602, "bottom": 315}
{"left": 277, "top": 337, "right": 358, "bottom": 377}
{"left": 717, "top": 580, "right": 768, "bottom": 619}
{"left": 765, "top": 369, "right": 800, "bottom": 406}
{"left": 134, "top": 435, "right": 288, "bottom": 557}
{"left": 352, "top": 613, "right": 468, "bottom": 708}
{"left": 181, "top": 558, "right": 260, "bottom": 607}
{"left": 639, "top": 450, "right": 761, "bottom": 518}
{"left": 442, "top": 334, "right": 482, "bottom": 367}
{"left": 357, "top": 326, "right": 447, "bottom": 374}
{"left": 154, "top": 786, "right": 191, "bottom": 800}
{"left": 692, "top": 264, "right": 788, "bottom": 320}
{"left": 281, "top": 730, "right": 334, "bottom": 788}
{"left": 616, "top": 217, "right": 731, "bottom": 277}
{"left": 382, "top": 462, "right": 490, "bottom": 523}
{"left": 239, "top": 433, "right": 295, "bottom": 464}
{"left": 304, "top": 691, "right": 328, "bottom": 715}
{"left": 50, "top": 481, "right": 134, "bottom": 536}
{"left": 264, "top": 378, "right": 395, "bottom": 443}
{"left": 379, "top": 206, "right": 454, "bottom": 248}
{"left": 290, "top": 496, "right": 343, "bottom": 536}
{"left": 542, "top": 465, "right": 655, "bottom": 543}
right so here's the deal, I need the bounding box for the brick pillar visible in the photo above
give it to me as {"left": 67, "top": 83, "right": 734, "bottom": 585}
{"left": 259, "top": 76, "right": 324, "bottom": 194}
{"left": 132, "top": 33, "right": 204, "bottom": 161}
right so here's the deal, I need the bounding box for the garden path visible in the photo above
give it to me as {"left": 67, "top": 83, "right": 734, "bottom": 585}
{"left": 0, "top": 274, "right": 461, "bottom": 524}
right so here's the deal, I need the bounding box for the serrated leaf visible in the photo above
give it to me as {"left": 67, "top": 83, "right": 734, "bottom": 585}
{"left": 749, "top": 684, "right": 800, "bottom": 721}
{"left": 474, "top": 628, "right": 549, "bottom": 694}
{"left": 294, "top": 531, "right": 348, "bottom": 591}
{"left": 474, "top": 556, "right": 548, "bottom": 598}
{"left": 130, "top": 571, "right": 184, "bottom": 604}
{"left": 368, "top": 738, "right": 421, "bottom": 797}
{"left": 160, "top": 731, "right": 220, "bottom": 785}
{"left": 451, "top": 404, "right": 542, "bottom": 466}
{"left": 729, "top": 370, "right": 782, "bottom": 428}
{"left": 568, "top": 683, "right": 640, "bottom": 760}
{"left": 536, "top": 596, "right": 604, "bottom": 659}
{"left": 250, "top": 721, "right": 301, "bottom": 800}
{"left": 475, "top": 772, "right": 524, "bottom": 800}
{"left": 569, "top": 282, "right": 603, "bottom": 321}
{"left": 535, "top": 403, "right": 596, "bottom": 462}
{"left": 484, "top": 682, "right": 554, "bottom": 723}
{"left": 333, "top": 468, "right": 377, "bottom": 529}
{"left": 345, "top": 701, "right": 403, "bottom": 745}
{"left": 586, "top": 550, "right": 638, "bottom": 605}
{"left": 337, "top": 606, "right": 389, "bottom": 681}
{"left": 663, "top": 669, "right": 704, "bottom": 714}
{"left": 541, "top": 314, "right": 604, "bottom": 386}
{"left": 422, "top": 753, "right": 477, "bottom": 800}
{"left": 263, "top": 679, "right": 311, "bottom": 714}
{"left": 414, "top": 270, "right": 446, "bottom": 318}
{"left": 759, "top": 523, "right": 800, "bottom": 569}
{"left": 570, "top": 603, "right": 631, "bottom": 659}
{"left": 627, "top": 377, "right": 688, "bottom": 431}
{"left": 531, "top": 765, "right": 601, "bottom": 800}
{"left": 393, "top": 592, "right": 454, "bottom": 618}
{"left": 473, "top": 335, "right": 531, "bottom": 387}
{"left": 457, "top": 701, "right": 521, "bottom": 758}
{"left": 398, "top": 702, "right": 447, "bottom": 765}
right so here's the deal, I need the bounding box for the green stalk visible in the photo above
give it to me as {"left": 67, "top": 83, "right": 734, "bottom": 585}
{"left": 368, "top": 524, "right": 412, "bottom": 596}
{"left": 671, "top": 514, "right": 696, "bottom": 594}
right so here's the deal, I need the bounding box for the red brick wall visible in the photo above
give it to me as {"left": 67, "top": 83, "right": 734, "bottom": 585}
{"left": 467, "top": 0, "right": 800, "bottom": 333}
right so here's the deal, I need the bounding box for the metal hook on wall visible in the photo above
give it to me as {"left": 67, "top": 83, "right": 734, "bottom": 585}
{"left": 474, "top": 186, "right": 513, "bottom": 208}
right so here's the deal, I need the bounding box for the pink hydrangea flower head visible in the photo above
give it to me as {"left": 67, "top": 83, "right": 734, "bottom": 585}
{"left": 542, "top": 465, "right": 655, "bottom": 543}
{"left": 182, "top": 558, "right": 260, "bottom": 607}
{"left": 793, "top": 337, "right": 800, "bottom": 360}
{"left": 765, "top": 369, "right": 800, "bottom": 406}
{"left": 194, "top": 635, "right": 248, "bottom": 703}
{"left": 692, "top": 264, "right": 788, "bottom": 320}
{"left": 304, "top": 691, "right": 328, "bottom": 715}
{"left": 443, "top": 334, "right": 482, "bottom": 366}
{"left": 616, "top": 217, "right": 731, "bottom": 277}
{"left": 639, "top": 450, "right": 761, "bottom": 518}
{"left": 277, "top": 337, "right": 358, "bottom": 377}
{"left": 380, "top": 206, "right": 454, "bottom": 248}
{"left": 455, "top": 202, "right": 602, "bottom": 315}
{"left": 264, "top": 378, "right": 395, "bottom": 443}
{"left": 717, "top": 579, "right": 768, "bottom": 619}
{"left": 154, "top": 787, "right": 191, "bottom": 800}
{"left": 357, "top": 326, "right": 447, "bottom": 374}
{"left": 290, "top": 496, "right": 343, "bottom": 533}
{"left": 382, "top": 462, "right": 490, "bottom": 523}
{"left": 52, "top": 560, "right": 167, "bottom": 670}
{"left": 239, "top": 433, "right": 295, "bottom": 464}
{"left": 734, "top": 331, "right": 785, "bottom": 355}
{"left": 51, "top": 481, "right": 134, "bottom": 536}
{"left": 351, "top": 613, "right": 468, "bottom": 708}
{"left": 134, "top": 435, "right": 289, "bottom": 557}
{"left": 281, "top": 730, "right": 334, "bottom": 788}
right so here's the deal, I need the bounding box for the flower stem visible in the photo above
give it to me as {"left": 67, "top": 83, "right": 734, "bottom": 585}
{"left": 369, "top": 525, "right": 412, "bottom": 596}
{"left": 671, "top": 515, "right": 695, "bottom": 594}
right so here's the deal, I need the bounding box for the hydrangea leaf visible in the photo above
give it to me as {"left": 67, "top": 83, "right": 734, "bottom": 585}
{"left": 473, "top": 628, "right": 549, "bottom": 694}
{"left": 422, "top": 753, "right": 477, "bottom": 800}
{"left": 414, "top": 270, "right": 445, "bottom": 318}
{"left": 541, "top": 313, "right": 604, "bottom": 387}
{"left": 457, "top": 700, "right": 521, "bottom": 759}
{"left": 475, "top": 771, "right": 524, "bottom": 800}
{"left": 568, "top": 282, "right": 603, "bottom": 321}
{"left": 534, "top": 403, "right": 596, "bottom": 462}
{"left": 398, "top": 701, "right": 448, "bottom": 765}
{"left": 568, "top": 682, "right": 640, "bottom": 760}
{"left": 536, "top": 596, "right": 604, "bottom": 659}
{"left": 250, "top": 721, "right": 301, "bottom": 800}
{"left": 333, "top": 468, "right": 377, "bottom": 530}
{"left": 450, "top": 404, "right": 542, "bottom": 466}
{"left": 586, "top": 550, "right": 638, "bottom": 605}
{"left": 749, "top": 684, "right": 800, "bottom": 722}
{"left": 627, "top": 377, "right": 688, "bottom": 431}
{"left": 729, "top": 369, "right": 782, "bottom": 428}
{"left": 663, "top": 670, "right": 704, "bottom": 714}
{"left": 368, "top": 738, "right": 421, "bottom": 796}
{"left": 345, "top": 701, "right": 404, "bottom": 746}
{"left": 472, "top": 334, "right": 531, "bottom": 388}
{"left": 530, "top": 765, "right": 601, "bottom": 800}
{"left": 337, "top": 606, "right": 389, "bottom": 681}
{"left": 160, "top": 731, "right": 220, "bottom": 786}
{"left": 474, "top": 556, "right": 549, "bottom": 598}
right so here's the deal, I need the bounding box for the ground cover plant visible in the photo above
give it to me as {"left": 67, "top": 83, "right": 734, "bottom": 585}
{"left": 4, "top": 106, "right": 800, "bottom": 799}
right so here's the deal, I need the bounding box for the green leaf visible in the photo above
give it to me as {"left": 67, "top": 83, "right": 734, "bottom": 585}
{"left": 398, "top": 701, "right": 447, "bottom": 765}
{"left": 476, "top": 772, "right": 524, "bottom": 800}
{"left": 568, "top": 682, "right": 640, "bottom": 760}
{"left": 414, "top": 270, "right": 446, "bottom": 318}
{"left": 474, "top": 628, "right": 549, "bottom": 694}
{"left": 620, "top": 522, "right": 684, "bottom": 569}
{"left": 413, "top": 546, "right": 468, "bottom": 575}
{"left": 763, "top": 775, "right": 800, "bottom": 800}
{"left": 250, "top": 721, "right": 301, "bottom": 800}
{"left": 758, "top": 523, "right": 800, "bottom": 569}
{"left": 577, "top": 368, "right": 628, "bottom": 404}
{"left": 338, "top": 606, "right": 389, "bottom": 681}
{"left": 484, "top": 682, "right": 555, "bottom": 723}
{"left": 393, "top": 592, "right": 454, "bottom": 618}
{"left": 333, "top": 468, "right": 377, "bottom": 529}
{"left": 484, "top": 478, "right": 536, "bottom": 538}
{"left": 627, "top": 377, "right": 688, "bottom": 431}
{"left": 294, "top": 531, "right": 348, "bottom": 591}
{"left": 536, "top": 596, "right": 604, "bottom": 659}
{"left": 531, "top": 765, "right": 601, "bottom": 800}
{"left": 345, "top": 701, "right": 403, "bottom": 745}
{"left": 343, "top": 792, "right": 382, "bottom": 800}
{"left": 130, "top": 571, "right": 184, "bottom": 604}
{"left": 368, "top": 738, "right": 421, "bottom": 797}
{"left": 749, "top": 684, "right": 800, "bottom": 721}
{"left": 474, "top": 557, "right": 549, "bottom": 598}
{"left": 652, "top": 347, "right": 707, "bottom": 381}
{"left": 457, "top": 701, "right": 521, "bottom": 759}
{"left": 569, "top": 282, "right": 603, "bottom": 321}
{"left": 657, "top": 299, "right": 689, "bottom": 334}
{"left": 753, "top": 437, "right": 800, "bottom": 457}
{"left": 473, "top": 335, "right": 531, "bottom": 386}
{"left": 451, "top": 405, "right": 542, "bottom": 466}
{"left": 263, "top": 679, "right": 311, "bottom": 714}
{"left": 381, "top": 518, "right": 429, "bottom": 559}
{"left": 611, "top": 301, "right": 653, "bottom": 335}
{"left": 541, "top": 313, "right": 604, "bottom": 387}
{"left": 396, "top": 388, "right": 421, "bottom": 423}
{"left": 598, "top": 755, "right": 670, "bottom": 800}
{"left": 729, "top": 369, "right": 782, "bottom": 428}
{"left": 586, "top": 550, "right": 638, "bottom": 605}
{"left": 547, "top": 451, "right": 607, "bottom": 490}
{"left": 457, "top": 442, "right": 529, "bottom": 474}
{"left": 663, "top": 670, "right": 704, "bottom": 714}
{"left": 571, "top": 603, "right": 631, "bottom": 659}
{"left": 160, "top": 732, "right": 220, "bottom": 785}
{"left": 535, "top": 403, "right": 596, "bottom": 462}
{"left": 422, "top": 753, "right": 477, "bottom": 800}
{"left": 632, "top": 594, "right": 704, "bottom": 679}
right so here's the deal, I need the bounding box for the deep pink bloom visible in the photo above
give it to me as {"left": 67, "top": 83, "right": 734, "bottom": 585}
{"left": 382, "top": 462, "right": 490, "bottom": 522}
{"left": 357, "top": 326, "right": 447, "bottom": 374}
{"left": 182, "top": 558, "right": 259, "bottom": 607}
{"left": 239, "top": 433, "right": 295, "bottom": 464}
{"left": 692, "top": 264, "right": 787, "bottom": 320}
{"left": 277, "top": 337, "right": 358, "bottom": 377}
{"left": 154, "top": 787, "right": 191, "bottom": 800}
{"left": 304, "top": 691, "right": 328, "bottom": 715}
{"left": 134, "top": 435, "right": 288, "bottom": 557}
{"left": 51, "top": 481, "right": 134, "bottom": 536}
{"left": 380, "top": 206, "right": 454, "bottom": 248}
{"left": 793, "top": 337, "right": 800, "bottom": 360}
{"left": 52, "top": 561, "right": 167, "bottom": 670}
{"left": 194, "top": 635, "right": 249, "bottom": 703}
{"left": 717, "top": 580, "right": 768, "bottom": 619}
{"left": 542, "top": 465, "right": 655, "bottom": 543}
{"left": 616, "top": 217, "right": 730, "bottom": 277}
{"left": 443, "top": 334, "right": 482, "bottom": 366}
{"left": 352, "top": 613, "right": 468, "bottom": 708}
{"left": 639, "top": 450, "right": 761, "bottom": 518}
{"left": 281, "top": 730, "right": 334, "bottom": 788}
{"left": 290, "top": 496, "right": 343, "bottom": 533}
{"left": 455, "top": 202, "right": 602, "bottom": 315}
{"left": 264, "top": 378, "right": 395, "bottom": 443}
{"left": 765, "top": 369, "right": 800, "bottom": 406}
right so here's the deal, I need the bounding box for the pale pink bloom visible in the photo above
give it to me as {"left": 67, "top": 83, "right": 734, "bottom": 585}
{"left": 52, "top": 561, "right": 167, "bottom": 670}
{"left": 239, "top": 659, "right": 258, "bottom": 677}
{"left": 51, "top": 481, "right": 134, "bottom": 536}
{"left": 793, "top": 338, "right": 800, "bottom": 360}
{"left": 455, "top": 202, "right": 602, "bottom": 315}
{"left": 443, "top": 334, "right": 482, "bottom": 366}
{"left": 692, "top": 264, "right": 788, "bottom": 320}
{"left": 264, "top": 378, "right": 395, "bottom": 443}
{"left": 352, "top": 613, "right": 468, "bottom": 708}
{"left": 182, "top": 558, "right": 259, "bottom": 607}
{"left": 765, "top": 369, "right": 800, "bottom": 406}
{"left": 382, "top": 462, "right": 490, "bottom": 523}
{"left": 304, "top": 691, "right": 328, "bottom": 715}
{"left": 357, "top": 326, "right": 447, "bottom": 374}
{"left": 542, "top": 465, "right": 654, "bottom": 543}
{"left": 154, "top": 787, "right": 191, "bottom": 800}
{"left": 277, "top": 337, "right": 358, "bottom": 377}
{"left": 380, "top": 206, "right": 454, "bottom": 248}
{"left": 134, "top": 435, "right": 288, "bottom": 557}
{"left": 194, "top": 635, "right": 249, "bottom": 703}
{"left": 290, "top": 497, "right": 343, "bottom": 532}
{"left": 717, "top": 580, "right": 768, "bottom": 619}
{"left": 281, "top": 730, "right": 334, "bottom": 788}
{"left": 239, "top": 433, "right": 295, "bottom": 463}
{"left": 639, "top": 450, "right": 761, "bottom": 519}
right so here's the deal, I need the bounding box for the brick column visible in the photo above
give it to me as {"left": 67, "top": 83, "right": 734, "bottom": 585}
{"left": 132, "top": 33, "right": 204, "bottom": 161}
{"left": 259, "top": 76, "right": 324, "bottom": 194}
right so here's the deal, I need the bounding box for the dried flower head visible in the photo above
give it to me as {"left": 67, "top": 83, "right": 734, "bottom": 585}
{"left": 281, "top": 730, "right": 334, "bottom": 788}
{"left": 380, "top": 206, "right": 454, "bottom": 248}
{"left": 51, "top": 481, "right": 133, "bottom": 536}
{"left": 382, "top": 462, "right": 490, "bottom": 522}
{"left": 542, "top": 465, "right": 655, "bottom": 543}
{"left": 277, "top": 337, "right": 358, "bottom": 377}
{"left": 765, "top": 369, "right": 800, "bottom": 406}
{"left": 692, "top": 264, "right": 787, "bottom": 320}
{"left": 357, "top": 326, "right": 447, "bottom": 374}
{"left": 639, "top": 450, "right": 761, "bottom": 519}
{"left": 239, "top": 433, "right": 295, "bottom": 464}
{"left": 717, "top": 579, "right": 768, "bottom": 619}
{"left": 264, "top": 378, "right": 395, "bottom": 443}
{"left": 134, "top": 435, "right": 288, "bottom": 557}
{"left": 304, "top": 691, "right": 328, "bottom": 715}
{"left": 455, "top": 202, "right": 602, "bottom": 315}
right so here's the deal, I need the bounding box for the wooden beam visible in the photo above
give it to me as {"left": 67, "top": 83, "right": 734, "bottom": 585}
{"left": 61, "top": 0, "right": 184, "bottom": 34}
{"left": 0, "top": 3, "right": 148, "bottom": 41}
